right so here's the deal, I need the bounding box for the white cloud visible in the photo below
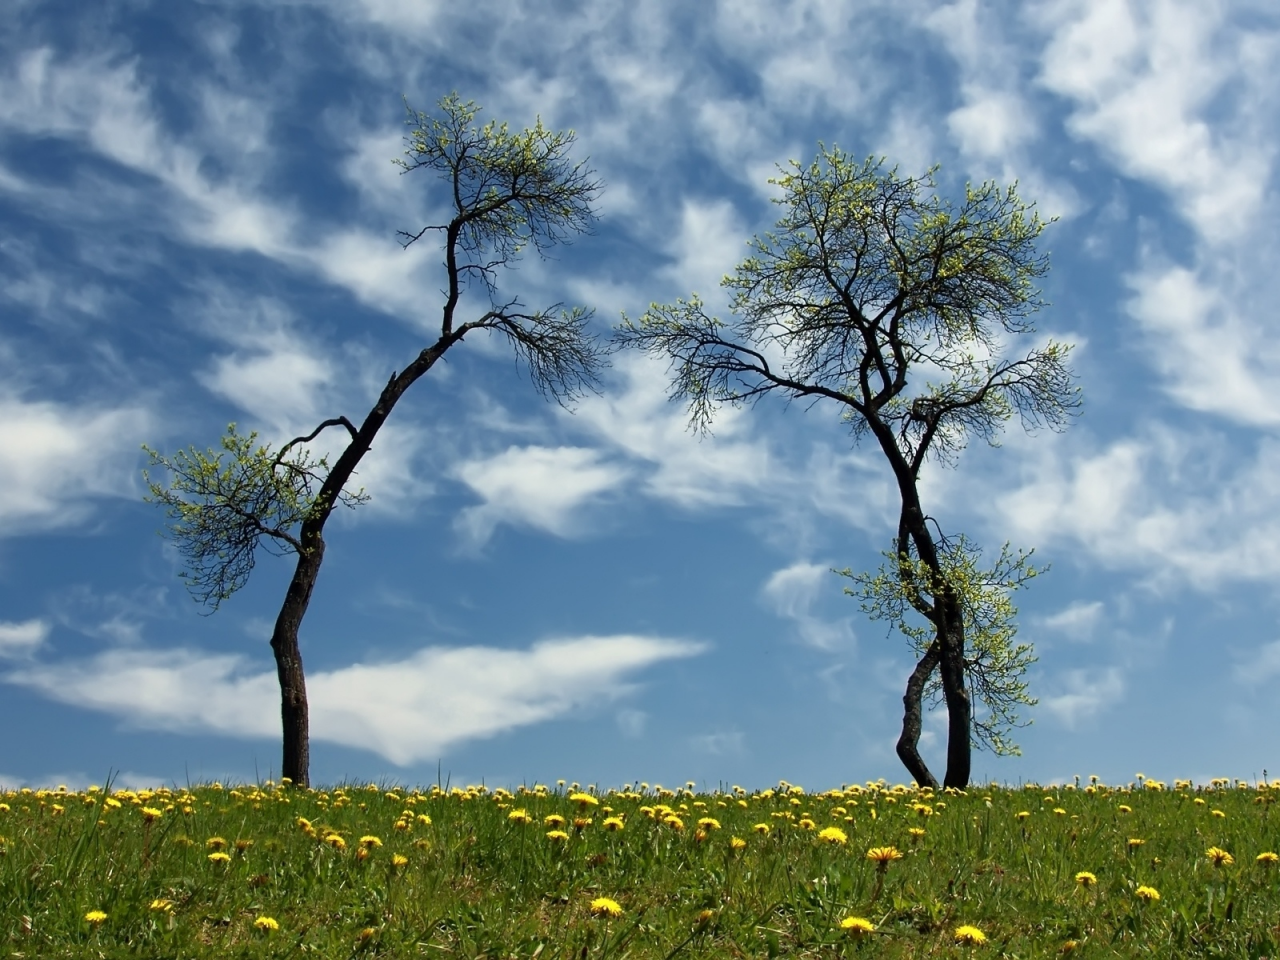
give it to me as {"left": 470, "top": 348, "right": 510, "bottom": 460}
{"left": 0, "top": 619, "right": 49, "bottom": 658}
{"left": 5, "top": 635, "right": 705, "bottom": 765}
{"left": 452, "top": 445, "right": 629, "bottom": 547}
{"left": 1037, "top": 0, "right": 1277, "bottom": 245}
{"left": 1037, "top": 600, "right": 1104, "bottom": 639}
{"left": 1125, "top": 260, "right": 1280, "bottom": 426}
{"left": 572, "top": 351, "right": 777, "bottom": 509}
{"left": 0, "top": 393, "right": 152, "bottom": 535}
{"left": 1039, "top": 666, "right": 1124, "bottom": 729}
{"left": 761, "top": 561, "right": 856, "bottom": 652}
{"left": 616, "top": 708, "right": 648, "bottom": 739}
{"left": 689, "top": 730, "right": 745, "bottom": 756}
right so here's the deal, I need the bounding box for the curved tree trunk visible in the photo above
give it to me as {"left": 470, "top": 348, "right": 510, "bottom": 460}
{"left": 270, "top": 535, "right": 325, "bottom": 786}
{"left": 897, "top": 640, "right": 941, "bottom": 789}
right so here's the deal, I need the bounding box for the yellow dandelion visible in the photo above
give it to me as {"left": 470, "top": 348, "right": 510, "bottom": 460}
{"left": 1212, "top": 809, "right": 1226, "bottom": 818}
{"left": 207, "top": 851, "right": 231, "bottom": 864}
{"left": 867, "top": 846, "right": 903, "bottom": 866}
{"left": 355, "top": 847, "right": 370, "bottom": 862}
{"left": 416, "top": 813, "right": 432, "bottom": 826}
{"left": 753, "top": 823, "right": 770, "bottom": 835}
{"left": 1053, "top": 807, "right": 1067, "bottom": 816}
{"left": 359, "top": 835, "right": 382, "bottom": 848}
{"left": 544, "top": 814, "right": 567, "bottom": 829}
{"left": 1117, "top": 805, "right": 1132, "bottom": 814}
{"left": 797, "top": 817, "right": 816, "bottom": 830}
{"left": 569, "top": 792, "right": 600, "bottom": 808}
{"left": 1074, "top": 871, "right": 1097, "bottom": 887}
{"left": 1015, "top": 811, "right": 1031, "bottom": 821}
{"left": 235, "top": 839, "right": 253, "bottom": 852}
{"left": 254, "top": 915, "right": 279, "bottom": 932}
{"left": 590, "top": 896, "right": 623, "bottom": 919}
{"left": 817, "top": 826, "right": 848, "bottom": 845}
{"left": 954, "top": 924, "right": 986, "bottom": 945}
{"left": 1134, "top": 885, "right": 1160, "bottom": 902}
{"left": 149, "top": 898, "right": 175, "bottom": 913}
{"left": 140, "top": 806, "right": 162, "bottom": 824}
{"left": 729, "top": 836, "right": 747, "bottom": 851}
{"left": 546, "top": 829, "right": 570, "bottom": 842}
{"left": 908, "top": 827, "right": 926, "bottom": 840}
{"left": 697, "top": 817, "right": 721, "bottom": 831}
{"left": 84, "top": 910, "right": 107, "bottom": 925}
{"left": 206, "top": 836, "right": 227, "bottom": 850}
{"left": 391, "top": 853, "right": 409, "bottom": 867}
{"left": 663, "top": 814, "right": 685, "bottom": 831}
{"left": 1127, "top": 838, "right": 1145, "bottom": 849}
{"left": 1206, "top": 846, "right": 1234, "bottom": 867}
{"left": 602, "top": 816, "right": 624, "bottom": 832}
{"left": 324, "top": 834, "right": 347, "bottom": 851}
{"left": 508, "top": 809, "right": 533, "bottom": 825}
{"left": 840, "top": 915, "right": 876, "bottom": 936}
{"left": 1256, "top": 851, "right": 1280, "bottom": 866}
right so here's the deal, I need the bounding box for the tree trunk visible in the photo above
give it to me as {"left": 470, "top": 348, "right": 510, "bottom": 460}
{"left": 897, "top": 641, "right": 941, "bottom": 790}
{"left": 269, "top": 534, "right": 325, "bottom": 787}
{"left": 938, "top": 592, "right": 972, "bottom": 790}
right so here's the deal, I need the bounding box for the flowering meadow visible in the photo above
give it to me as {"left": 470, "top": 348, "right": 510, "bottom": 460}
{"left": 1, "top": 776, "right": 1278, "bottom": 958}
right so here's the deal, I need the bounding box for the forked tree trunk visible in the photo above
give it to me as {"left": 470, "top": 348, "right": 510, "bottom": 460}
{"left": 270, "top": 534, "right": 326, "bottom": 786}
{"left": 897, "top": 641, "right": 941, "bottom": 789}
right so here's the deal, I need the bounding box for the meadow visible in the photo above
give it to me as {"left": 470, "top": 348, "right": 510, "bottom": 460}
{"left": 1, "top": 775, "right": 1277, "bottom": 958}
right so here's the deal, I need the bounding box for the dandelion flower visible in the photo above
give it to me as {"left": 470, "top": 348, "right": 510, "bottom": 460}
{"left": 602, "top": 816, "right": 624, "bottom": 832}
{"left": 391, "top": 853, "right": 409, "bottom": 868}
{"left": 908, "top": 827, "right": 926, "bottom": 841}
{"left": 1212, "top": 809, "right": 1226, "bottom": 818}
{"left": 1256, "top": 851, "right": 1280, "bottom": 866}
{"left": 730, "top": 836, "right": 747, "bottom": 851}
{"left": 544, "top": 814, "right": 567, "bottom": 829}
{"left": 867, "top": 846, "right": 903, "bottom": 866}
{"left": 84, "top": 910, "right": 107, "bottom": 925}
{"left": 954, "top": 925, "right": 987, "bottom": 945}
{"left": 140, "top": 807, "right": 162, "bottom": 824}
{"left": 546, "top": 829, "right": 570, "bottom": 842}
{"left": 797, "top": 817, "right": 816, "bottom": 830}
{"left": 697, "top": 817, "right": 721, "bottom": 831}
{"left": 325, "top": 834, "right": 347, "bottom": 851}
{"left": 508, "top": 809, "right": 533, "bottom": 825}
{"left": 1015, "top": 811, "right": 1031, "bottom": 821}
{"left": 753, "top": 823, "right": 770, "bottom": 835}
{"left": 1074, "top": 871, "right": 1097, "bottom": 887}
{"left": 1126, "top": 838, "right": 1145, "bottom": 849}
{"left": 207, "top": 852, "right": 231, "bottom": 864}
{"left": 206, "top": 836, "right": 227, "bottom": 850}
{"left": 818, "top": 826, "right": 848, "bottom": 845}
{"left": 840, "top": 916, "right": 875, "bottom": 936}
{"left": 590, "top": 897, "right": 623, "bottom": 919}
{"left": 1206, "top": 846, "right": 1234, "bottom": 867}
{"left": 254, "top": 916, "right": 279, "bottom": 933}
{"left": 569, "top": 792, "right": 600, "bottom": 808}
{"left": 663, "top": 814, "right": 685, "bottom": 831}
{"left": 359, "top": 835, "right": 382, "bottom": 849}
{"left": 149, "top": 898, "right": 175, "bottom": 912}
{"left": 1117, "top": 805, "right": 1132, "bottom": 814}
{"left": 1134, "top": 885, "right": 1160, "bottom": 903}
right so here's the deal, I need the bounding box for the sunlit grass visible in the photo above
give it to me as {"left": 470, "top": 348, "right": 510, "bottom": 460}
{"left": 2, "top": 774, "right": 1278, "bottom": 957}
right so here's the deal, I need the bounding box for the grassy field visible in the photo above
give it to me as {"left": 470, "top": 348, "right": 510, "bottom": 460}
{"left": 2, "top": 775, "right": 1278, "bottom": 958}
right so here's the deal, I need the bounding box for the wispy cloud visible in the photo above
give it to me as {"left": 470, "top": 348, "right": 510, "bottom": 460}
{"left": 1039, "top": 666, "right": 1125, "bottom": 729}
{"left": 452, "top": 445, "right": 630, "bottom": 548}
{"left": 0, "top": 619, "right": 49, "bottom": 659}
{"left": 0, "top": 392, "right": 152, "bottom": 535}
{"left": 6, "top": 635, "right": 706, "bottom": 765}
{"left": 760, "top": 561, "right": 856, "bottom": 652}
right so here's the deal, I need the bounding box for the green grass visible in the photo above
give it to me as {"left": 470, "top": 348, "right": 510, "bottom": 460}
{"left": 2, "top": 775, "right": 1279, "bottom": 958}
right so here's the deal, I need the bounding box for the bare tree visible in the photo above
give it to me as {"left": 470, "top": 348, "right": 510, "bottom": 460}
{"left": 144, "top": 94, "right": 606, "bottom": 786}
{"left": 612, "top": 148, "right": 1079, "bottom": 788}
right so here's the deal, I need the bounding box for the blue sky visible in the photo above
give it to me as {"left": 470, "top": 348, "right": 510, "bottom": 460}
{"left": 2, "top": 0, "right": 1278, "bottom": 792}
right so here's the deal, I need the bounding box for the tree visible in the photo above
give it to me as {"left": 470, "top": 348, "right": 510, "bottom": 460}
{"left": 144, "top": 94, "right": 606, "bottom": 786}
{"left": 612, "top": 148, "right": 1079, "bottom": 789}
